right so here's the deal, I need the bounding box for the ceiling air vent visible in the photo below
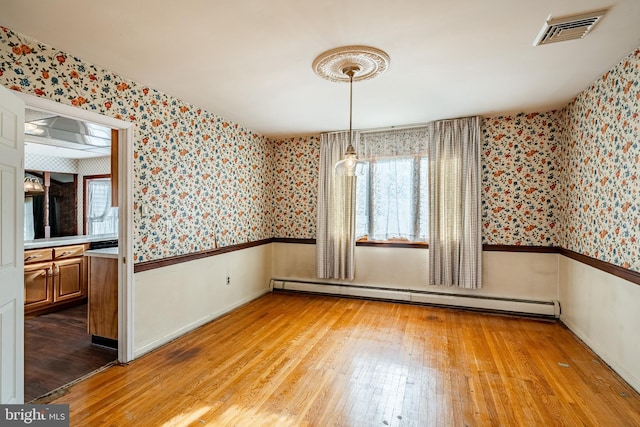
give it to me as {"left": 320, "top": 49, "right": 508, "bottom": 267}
{"left": 533, "top": 9, "right": 608, "bottom": 46}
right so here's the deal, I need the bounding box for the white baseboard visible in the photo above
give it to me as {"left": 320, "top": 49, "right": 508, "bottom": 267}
{"left": 133, "top": 287, "right": 270, "bottom": 358}
{"left": 561, "top": 317, "right": 640, "bottom": 394}
{"left": 271, "top": 278, "right": 560, "bottom": 318}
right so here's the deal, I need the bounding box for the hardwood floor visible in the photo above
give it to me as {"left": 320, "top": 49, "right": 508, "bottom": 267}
{"left": 50, "top": 293, "right": 640, "bottom": 426}
{"left": 25, "top": 303, "right": 117, "bottom": 402}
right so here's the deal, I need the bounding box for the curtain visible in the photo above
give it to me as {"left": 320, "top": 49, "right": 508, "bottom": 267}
{"left": 50, "top": 195, "right": 59, "bottom": 235}
{"left": 87, "top": 179, "right": 117, "bottom": 235}
{"left": 428, "top": 116, "right": 482, "bottom": 288}
{"left": 24, "top": 197, "right": 35, "bottom": 241}
{"left": 358, "top": 127, "right": 428, "bottom": 242}
{"left": 317, "top": 132, "right": 358, "bottom": 280}
{"left": 33, "top": 195, "right": 45, "bottom": 239}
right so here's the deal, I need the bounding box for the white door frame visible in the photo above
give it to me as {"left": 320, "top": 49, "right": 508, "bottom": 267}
{"left": 16, "top": 92, "right": 134, "bottom": 363}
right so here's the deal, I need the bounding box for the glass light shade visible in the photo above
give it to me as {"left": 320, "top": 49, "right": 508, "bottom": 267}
{"left": 335, "top": 152, "right": 357, "bottom": 176}
{"left": 23, "top": 180, "right": 35, "bottom": 193}
{"left": 24, "top": 177, "right": 44, "bottom": 194}
{"left": 335, "top": 152, "right": 365, "bottom": 176}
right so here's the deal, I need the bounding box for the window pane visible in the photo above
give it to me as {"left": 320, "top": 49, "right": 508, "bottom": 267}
{"left": 356, "top": 156, "right": 428, "bottom": 242}
{"left": 356, "top": 162, "right": 369, "bottom": 239}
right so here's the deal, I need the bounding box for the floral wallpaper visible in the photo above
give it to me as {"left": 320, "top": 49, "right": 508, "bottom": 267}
{"left": 270, "top": 136, "right": 320, "bottom": 239}
{"left": 481, "top": 112, "right": 562, "bottom": 246}
{"left": 270, "top": 116, "right": 564, "bottom": 247}
{"left": 559, "top": 48, "right": 640, "bottom": 272}
{"left": 3, "top": 24, "right": 639, "bottom": 273}
{"left": 0, "top": 26, "right": 273, "bottom": 262}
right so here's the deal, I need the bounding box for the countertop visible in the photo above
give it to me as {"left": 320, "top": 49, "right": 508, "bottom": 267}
{"left": 24, "top": 234, "right": 118, "bottom": 250}
{"left": 84, "top": 247, "right": 119, "bottom": 259}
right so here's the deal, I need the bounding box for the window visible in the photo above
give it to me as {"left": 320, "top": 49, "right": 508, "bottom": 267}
{"left": 24, "top": 197, "right": 35, "bottom": 241}
{"left": 356, "top": 156, "right": 429, "bottom": 242}
{"left": 355, "top": 127, "right": 429, "bottom": 244}
{"left": 85, "top": 177, "right": 118, "bottom": 235}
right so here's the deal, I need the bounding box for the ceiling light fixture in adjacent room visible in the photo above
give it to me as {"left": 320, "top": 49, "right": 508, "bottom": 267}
{"left": 312, "top": 45, "right": 390, "bottom": 176}
{"left": 24, "top": 176, "right": 44, "bottom": 194}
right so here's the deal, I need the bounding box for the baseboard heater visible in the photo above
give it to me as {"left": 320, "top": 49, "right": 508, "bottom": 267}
{"left": 270, "top": 279, "right": 560, "bottom": 318}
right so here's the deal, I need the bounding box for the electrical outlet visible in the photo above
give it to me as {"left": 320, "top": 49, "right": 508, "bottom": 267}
{"left": 226, "top": 276, "right": 231, "bottom": 285}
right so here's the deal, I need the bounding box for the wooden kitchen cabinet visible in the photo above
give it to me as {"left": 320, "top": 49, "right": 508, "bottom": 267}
{"left": 87, "top": 253, "right": 118, "bottom": 341}
{"left": 54, "top": 257, "right": 85, "bottom": 302}
{"left": 24, "top": 261, "right": 54, "bottom": 312}
{"left": 24, "top": 243, "right": 89, "bottom": 315}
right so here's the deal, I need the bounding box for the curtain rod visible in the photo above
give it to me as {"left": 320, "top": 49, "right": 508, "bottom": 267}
{"left": 321, "top": 115, "right": 481, "bottom": 136}
{"left": 322, "top": 122, "right": 428, "bottom": 136}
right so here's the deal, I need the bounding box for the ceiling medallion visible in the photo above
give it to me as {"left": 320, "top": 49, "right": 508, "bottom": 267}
{"left": 312, "top": 45, "right": 390, "bottom": 83}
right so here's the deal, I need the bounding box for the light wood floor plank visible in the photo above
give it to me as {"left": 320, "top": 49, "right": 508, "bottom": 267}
{"left": 48, "top": 292, "right": 640, "bottom": 426}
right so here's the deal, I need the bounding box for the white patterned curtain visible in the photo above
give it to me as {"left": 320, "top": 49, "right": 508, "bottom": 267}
{"left": 317, "top": 132, "right": 358, "bottom": 280}
{"left": 87, "top": 179, "right": 118, "bottom": 235}
{"left": 24, "top": 197, "right": 35, "bottom": 240}
{"left": 428, "top": 116, "right": 482, "bottom": 288}
{"left": 357, "top": 127, "right": 429, "bottom": 242}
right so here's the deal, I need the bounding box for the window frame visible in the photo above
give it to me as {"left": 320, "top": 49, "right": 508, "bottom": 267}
{"left": 83, "top": 173, "right": 117, "bottom": 236}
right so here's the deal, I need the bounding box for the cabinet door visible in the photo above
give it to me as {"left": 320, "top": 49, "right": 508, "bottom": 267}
{"left": 53, "top": 257, "right": 86, "bottom": 302}
{"left": 88, "top": 257, "right": 118, "bottom": 340}
{"left": 24, "top": 262, "right": 53, "bottom": 313}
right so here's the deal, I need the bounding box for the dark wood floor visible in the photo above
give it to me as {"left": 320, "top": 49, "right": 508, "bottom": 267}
{"left": 24, "top": 303, "right": 117, "bottom": 402}
{"left": 50, "top": 292, "right": 640, "bottom": 426}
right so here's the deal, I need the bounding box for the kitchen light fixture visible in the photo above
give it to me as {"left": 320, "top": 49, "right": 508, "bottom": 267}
{"left": 312, "top": 45, "right": 390, "bottom": 176}
{"left": 24, "top": 176, "right": 45, "bottom": 194}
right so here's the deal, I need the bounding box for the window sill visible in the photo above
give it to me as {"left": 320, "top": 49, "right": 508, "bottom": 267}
{"left": 356, "top": 240, "right": 429, "bottom": 249}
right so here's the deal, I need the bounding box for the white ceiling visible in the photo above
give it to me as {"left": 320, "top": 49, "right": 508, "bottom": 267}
{"left": 2, "top": 0, "right": 640, "bottom": 137}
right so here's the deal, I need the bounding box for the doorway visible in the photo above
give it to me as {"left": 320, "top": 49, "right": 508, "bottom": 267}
{"left": 24, "top": 305, "right": 117, "bottom": 401}
{"left": 16, "top": 92, "right": 134, "bottom": 401}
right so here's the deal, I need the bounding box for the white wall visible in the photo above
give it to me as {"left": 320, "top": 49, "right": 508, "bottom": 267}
{"left": 272, "top": 243, "right": 558, "bottom": 301}
{"left": 130, "top": 242, "right": 640, "bottom": 394}
{"left": 559, "top": 255, "right": 640, "bottom": 392}
{"left": 133, "top": 244, "right": 272, "bottom": 357}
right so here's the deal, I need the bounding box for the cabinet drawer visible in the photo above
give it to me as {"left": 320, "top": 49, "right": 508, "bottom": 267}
{"left": 24, "top": 248, "right": 53, "bottom": 264}
{"left": 54, "top": 244, "right": 87, "bottom": 260}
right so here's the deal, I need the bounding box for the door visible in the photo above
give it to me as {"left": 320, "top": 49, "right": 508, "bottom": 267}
{"left": 0, "top": 86, "right": 25, "bottom": 403}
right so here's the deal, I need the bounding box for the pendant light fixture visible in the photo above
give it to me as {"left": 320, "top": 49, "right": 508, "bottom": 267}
{"left": 312, "top": 46, "right": 390, "bottom": 176}
{"left": 334, "top": 64, "right": 361, "bottom": 176}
